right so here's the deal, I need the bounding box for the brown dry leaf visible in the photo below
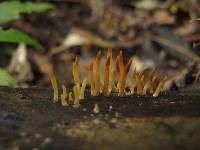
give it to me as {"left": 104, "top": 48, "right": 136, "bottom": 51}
{"left": 131, "top": 56, "right": 155, "bottom": 72}
{"left": 134, "top": 0, "right": 161, "bottom": 10}
{"left": 49, "top": 28, "right": 115, "bottom": 56}
{"left": 8, "top": 44, "right": 33, "bottom": 83}
{"left": 153, "top": 9, "right": 175, "bottom": 25}
{"left": 174, "top": 22, "right": 200, "bottom": 37}
{"left": 152, "top": 27, "right": 200, "bottom": 62}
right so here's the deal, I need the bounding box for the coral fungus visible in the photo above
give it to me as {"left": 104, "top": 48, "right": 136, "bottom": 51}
{"left": 50, "top": 48, "right": 167, "bottom": 107}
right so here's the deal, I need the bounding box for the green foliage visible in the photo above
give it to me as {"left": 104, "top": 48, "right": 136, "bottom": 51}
{"left": 3, "top": 47, "right": 15, "bottom": 57}
{"left": 0, "top": 68, "right": 18, "bottom": 87}
{"left": 0, "top": 1, "right": 55, "bottom": 87}
{"left": 0, "top": 27, "right": 42, "bottom": 48}
{"left": 0, "top": 1, "right": 55, "bottom": 49}
{"left": 0, "top": 1, "right": 55, "bottom": 25}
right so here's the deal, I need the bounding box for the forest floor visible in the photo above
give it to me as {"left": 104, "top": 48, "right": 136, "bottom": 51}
{"left": 0, "top": 1, "right": 200, "bottom": 149}
{"left": 0, "top": 86, "right": 200, "bottom": 150}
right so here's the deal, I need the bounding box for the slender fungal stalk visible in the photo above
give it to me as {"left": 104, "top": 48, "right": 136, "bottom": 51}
{"left": 72, "top": 57, "right": 80, "bottom": 97}
{"left": 103, "top": 56, "right": 111, "bottom": 96}
{"left": 61, "top": 85, "right": 68, "bottom": 106}
{"left": 72, "top": 57, "right": 80, "bottom": 84}
{"left": 50, "top": 72, "right": 59, "bottom": 103}
{"left": 110, "top": 71, "right": 117, "bottom": 93}
{"left": 115, "top": 55, "right": 120, "bottom": 74}
{"left": 118, "top": 51, "right": 124, "bottom": 73}
{"left": 130, "top": 69, "right": 137, "bottom": 94}
{"left": 94, "top": 50, "right": 102, "bottom": 96}
{"left": 73, "top": 84, "right": 80, "bottom": 106}
{"left": 153, "top": 76, "right": 168, "bottom": 97}
{"left": 116, "top": 55, "right": 120, "bottom": 89}
{"left": 80, "top": 78, "right": 87, "bottom": 99}
{"left": 136, "top": 71, "right": 144, "bottom": 95}
{"left": 119, "top": 59, "right": 132, "bottom": 96}
{"left": 107, "top": 48, "right": 113, "bottom": 92}
{"left": 142, "top": 69, "right": 156, "bottom": 95}
{"left": 116, "top": 51, "right": 125, "bottom": 91}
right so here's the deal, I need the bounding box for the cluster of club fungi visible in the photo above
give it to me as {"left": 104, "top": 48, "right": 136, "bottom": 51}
{"left": 50, "top": 48, "right": 167, "bottom": 107}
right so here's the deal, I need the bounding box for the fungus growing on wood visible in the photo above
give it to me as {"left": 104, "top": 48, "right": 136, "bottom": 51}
{"left": 142, "top": 69, "right": 156, "bottom": 95}
{"left": 107, "top": 48, "right": 113, "bottom": 91}
{"left": 72, "top": 57, "right": 80, "bottom": 84}
{"left": 103, "top": 56, "right": 111, "bottom": 96}
{"left": 73, "top": 78, "right": 87, "bottom": 106}
{"left": 80, "top": 78, "right": 87, "bottom": 99}
{"left": 136, "top": 71, "right": 144, "bottom": 95}
{"left": 94, "top": 50, "right": 102, "bottom": 96}
{"left": 50, "top": 48, "right": 168, "bottom": 108}
{"left": 130, "top": 69, "right": 137, "bottom": 94}
{"left": 118, "top": 51, "right": 125, "bottom": 72}
{"left": 119, "top": 59, "right": 132, "bottom": 96}
{"left": 73, "top": 84, "right": 80, "bottom": 107}
{"left": 50, "top": 72, "right": 59, "bottom": 103}
{"left": 116, "top": 51, "right": 125, "bottom": 90}
{"left": 115, "top": 55, "right": 120, "bottom": 89}
{"left": 153, "top": 76, "right": 168, "bottom": 97}
{"left": 72, "top": 57, "right": 80, "bottom": 96}
{"left": 61, "top": 85, "right": 68, "bottom": 106}
{"left": 115, "top": 51, "right": 133, "bottom": 96}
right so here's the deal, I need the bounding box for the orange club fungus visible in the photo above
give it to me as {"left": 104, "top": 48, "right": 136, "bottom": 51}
{"left": 94, "top": 50, "right": 102, "bottom": 96}
{"left": 50, "top": 48, "right": 168, "bottom": 107}
{"left": 50, "top": 72, "right": 59, "bottom": 103}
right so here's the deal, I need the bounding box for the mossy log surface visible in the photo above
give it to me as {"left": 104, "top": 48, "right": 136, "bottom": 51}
{"left": 0, "top": 86, "right": 200, "bottom": 150}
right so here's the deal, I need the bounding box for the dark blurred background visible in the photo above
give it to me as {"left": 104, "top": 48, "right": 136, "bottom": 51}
{"left": 0, "top": 0, "right": 199, "bottom": 90}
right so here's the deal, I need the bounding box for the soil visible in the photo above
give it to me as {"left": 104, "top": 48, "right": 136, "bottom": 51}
{"left": 0, "top": 85, "right": 200, "bottom": 150}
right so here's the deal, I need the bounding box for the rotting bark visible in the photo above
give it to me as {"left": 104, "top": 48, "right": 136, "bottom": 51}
{"left": 0, "top": 86, "right": 200, "bottom": 150}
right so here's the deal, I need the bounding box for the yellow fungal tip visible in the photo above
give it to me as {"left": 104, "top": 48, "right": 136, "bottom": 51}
{"left": 96, "top": 50, "right": 102, "bottom": 60}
